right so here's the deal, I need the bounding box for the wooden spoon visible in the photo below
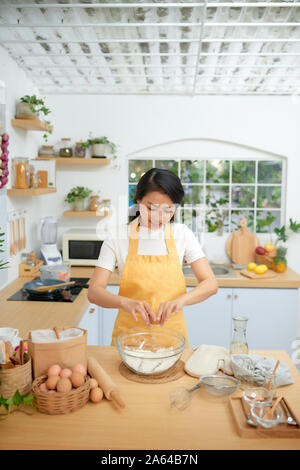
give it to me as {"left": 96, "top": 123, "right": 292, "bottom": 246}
{"left": 34, "top": 281, "right": 76, "bottom": 292}
{"left": 263, "top": 395, "right": 282, "bottom": 420}
{"left": 266, "top": 360, "right": 280, "bottom": 391}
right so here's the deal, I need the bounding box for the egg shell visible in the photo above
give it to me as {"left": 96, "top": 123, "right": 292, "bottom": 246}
{"left": 90, "top": 387, "right": 103, "bottom": 403}
{"left": 46, "top": 375, "right": 60, "bottom": 390}
{"left": 89, "top": 378, "right": 98, "bottom": 389}
{"left": 39, "top": 383, "right": 48, "bottom": 393}
{"left": 48, "top": 364, "right": 62, "bottom": 376}
{"left": 72, "top": 363, "right": 86, "bottom": 375}
{"left": 70, "top": 371, "right": 85, "bottom": 388}
{"left": 60, "top": 368, "right": 72, "bottom": 379}
{"left": 56, "top": 377, "right": 72, "bottom": 393}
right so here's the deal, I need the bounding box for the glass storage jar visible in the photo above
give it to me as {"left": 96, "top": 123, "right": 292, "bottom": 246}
{"left": 74, "top": 142, "right": 86, "bottom": 158}
{"left": 38, "top": 145, "right": 56, "bottom": 157}
{"left": 12, "top": 157, "right": 30, "bottom": 189}
{"left": 58, "top": 138, "right": 73, "bottom": 158}
{"left": 102, "top": 199, "right": 111, "bottom": 216}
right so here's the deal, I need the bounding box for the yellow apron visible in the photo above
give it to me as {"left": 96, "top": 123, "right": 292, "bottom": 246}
{"left": 111, "top": 218, "right": 189, "bottom": 347}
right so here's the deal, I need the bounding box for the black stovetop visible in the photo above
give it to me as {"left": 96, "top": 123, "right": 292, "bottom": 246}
{"left": 7, "top": 277, "right": 89, "bottom": 303}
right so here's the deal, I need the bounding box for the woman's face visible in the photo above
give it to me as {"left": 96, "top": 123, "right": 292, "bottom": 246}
{"left": 137, "top": 191, "right": 176, "bottom": 230}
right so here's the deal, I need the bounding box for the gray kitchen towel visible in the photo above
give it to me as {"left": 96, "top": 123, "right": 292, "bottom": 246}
{"left": 230, "top": 354, "right": 294, "bottom": 387}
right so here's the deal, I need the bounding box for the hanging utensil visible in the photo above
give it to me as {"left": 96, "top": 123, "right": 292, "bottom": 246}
{"left": 11, "top": 220, "right": 16, "bottom": 255}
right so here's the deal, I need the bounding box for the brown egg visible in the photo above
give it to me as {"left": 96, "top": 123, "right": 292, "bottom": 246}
{"left": 60, "top": 368, "right": 72, "bottom": 379}
{"left": 72, "top": 363, "right": 86, "bottom": 375}
{"left": 39, "top": 382, "right": 48, "bottom": 393}
{"left": 46, "top": 375, "right": 60, "bottom": 390}
{"left": 90, "top": 387, "right": 103, "bottom": 403}
{"left": 70, "top": 371, "right": 85, "bottom": 388}
{"left": 56, "top": 377, "right": 72, "bottom": 393}
{"left": 48, "top": 364, "right": 62, "bottom": 376}
{"left": 89, "top": 378, "right": 98, "bottom": 389}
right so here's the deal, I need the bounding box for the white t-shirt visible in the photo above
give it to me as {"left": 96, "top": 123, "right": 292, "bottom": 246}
{"left": 96, "top": 222, "right": 205, "bottom": 276}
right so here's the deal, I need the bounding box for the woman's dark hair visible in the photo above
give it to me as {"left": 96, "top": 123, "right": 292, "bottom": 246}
{"left": 128, "top": 167, "right": 184, "bottom": 222}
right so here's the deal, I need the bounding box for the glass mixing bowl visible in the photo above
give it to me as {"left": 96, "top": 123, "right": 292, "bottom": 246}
{"left": 250, "top": 403, "right": 284, "bottom": 428}
{"left": 116, "top": 326, "right": 186, "bottom": 376}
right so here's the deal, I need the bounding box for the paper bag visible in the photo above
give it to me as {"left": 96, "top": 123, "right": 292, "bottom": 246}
{"left": 28, "top": 327, "right": 87, "bottom": 378}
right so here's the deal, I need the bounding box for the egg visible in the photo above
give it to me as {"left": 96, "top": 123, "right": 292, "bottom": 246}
{"left": 90, "top": 387, "right": 103, "bottom": 403}
{"left": 70, "top": 371, "right": 85, "bottom": 388}
{"left": 47, "top": 364, "right": 62, "bottom": 376}
{"left": 89, "top": 378, "right": 98, "bottom": 389}
{"left": 46, "top": 375, "right": 60, "bottom": 390}
{"left": 56, "top": 377, "right": 72, "bottom": 393}
{"left": 39, "top": 383, "right": 48, "bottom": 393}
{"left": 60, "top": 368, "right": 72, "bottom": 379}
{"left": 72, "top": 363, "right": 86, "bottom": 375}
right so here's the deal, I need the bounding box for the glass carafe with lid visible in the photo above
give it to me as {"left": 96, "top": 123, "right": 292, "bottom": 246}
{"left": 230, "top": 315, "right": 248, "bottom": 355}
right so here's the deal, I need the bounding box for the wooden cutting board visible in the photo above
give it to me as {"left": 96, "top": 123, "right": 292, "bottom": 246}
{"left": 226, "top": 217, "right": 260, "bottom": 265}
{"left": 240, "top": 269, "right": 278, "bottom": 280}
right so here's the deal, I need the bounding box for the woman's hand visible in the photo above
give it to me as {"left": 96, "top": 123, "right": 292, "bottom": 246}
{"left": 121, "top": 297, "right": 156, "bottom": 327}
{"left": 155, "top": 298, "right": 185, "bottom": 326}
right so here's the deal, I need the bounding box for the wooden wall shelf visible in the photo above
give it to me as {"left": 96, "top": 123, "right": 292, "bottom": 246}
{"left": 11, "top": 118, "right": 49, "bottom": 132}
{"left": 7, "top": 188, "right": 56, "bottom": 196}
{"left": 63, "top": 210, "right": 111, "bottom": 218}
{"left": 35, "top": 156, "right": 109, "bottom": 166}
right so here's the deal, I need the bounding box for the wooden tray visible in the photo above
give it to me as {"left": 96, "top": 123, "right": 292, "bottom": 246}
{"left": 229, "top": 396, "right": 300, "bottom": 438}
{"left": 240, "top": 269, "right": 277, "bottom": 280}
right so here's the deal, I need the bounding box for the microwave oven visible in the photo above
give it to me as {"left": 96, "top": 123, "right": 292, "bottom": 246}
{"left": 62, "top": 229, "right": 105, "bottom": 266}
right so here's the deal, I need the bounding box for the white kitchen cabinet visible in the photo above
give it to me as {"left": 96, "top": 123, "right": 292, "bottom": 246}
{"left": 78, "top": 302, "right": 101, "bottom": 346}
{"left": 185, "top": 287, "right": 232, "bottom": 349}
{"left": 95, "top": 284, "right": 299, "bottom": 356}
{"left": 231, "top": 288, "right": 299, "bottom": 356}
{"left": 100, "top": 285, "right": 119, "bottom": 346}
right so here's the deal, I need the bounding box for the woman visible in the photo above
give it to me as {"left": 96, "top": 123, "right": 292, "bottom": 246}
{"left": 88, "top": 168, "right": 218, "bottom": 347}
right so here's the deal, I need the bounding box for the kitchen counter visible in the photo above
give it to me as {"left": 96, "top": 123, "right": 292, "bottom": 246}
{"left": 1, "top": 266, "right": 300, "bottom": 340}
{"left": 1, "top": 347, "right": 300, "bottom": 450}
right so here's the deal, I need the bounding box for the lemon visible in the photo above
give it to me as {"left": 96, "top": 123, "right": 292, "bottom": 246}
{"left": 247, "top": 262, "right": 257, "bottom": 271}
{"left": 261, "top": 264, "right": 268, "bottom": 273}
{"left": 254, "top": 265, "right": 266, "bottom": 274}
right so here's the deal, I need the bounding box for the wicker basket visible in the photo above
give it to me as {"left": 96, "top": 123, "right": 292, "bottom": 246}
{"left": 0, "top": 357, "right": 32, "bottom": 399}
{"left": 32, "top": 375, "right": 91, "bottom": 414}
{"left": 255, "top": 254, "right": 274, "bottom": 269}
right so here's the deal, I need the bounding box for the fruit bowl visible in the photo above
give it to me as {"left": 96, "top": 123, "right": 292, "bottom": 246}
{"left": 116, "top": 326, "right": 186, "bottom": 376}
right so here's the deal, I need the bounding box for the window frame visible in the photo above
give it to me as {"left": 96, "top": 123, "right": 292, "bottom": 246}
{"left": 128, "top": 156, "right": 286, "bottom": 234}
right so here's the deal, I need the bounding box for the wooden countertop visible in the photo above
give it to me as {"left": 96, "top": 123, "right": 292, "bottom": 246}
{"left": 1, "top": 347, "right": 300, "bottom": 450}
{"left": 1, "top": 266, "right": 300, "bottom": 340}
{"left": 108, "top": 265, "right": 300, "bottom": 289}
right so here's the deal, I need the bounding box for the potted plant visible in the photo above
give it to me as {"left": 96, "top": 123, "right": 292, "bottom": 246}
{"left": 16, "top": 95, "right": 53, "bottom": 142}
{"left": 65, "top": 186, "right": 93, "bottom": 211}
{"left": 81, "top": 136, "right": 117, "bottom": 159}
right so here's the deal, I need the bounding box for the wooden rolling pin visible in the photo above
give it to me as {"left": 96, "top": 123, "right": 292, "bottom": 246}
{"left": 87, "top": 356, "right": 125, "bottom": 408}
